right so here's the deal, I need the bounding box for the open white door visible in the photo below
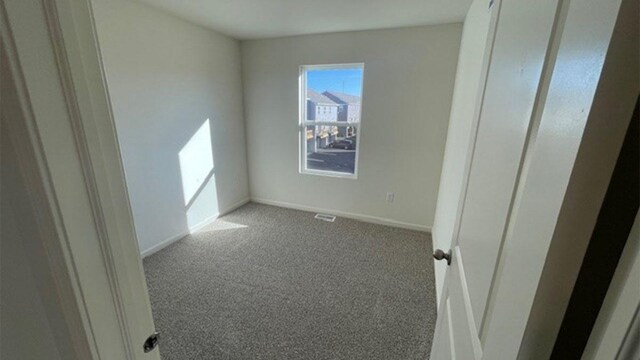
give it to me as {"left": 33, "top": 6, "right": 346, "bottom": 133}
{"left": 430, "top": 0, "right": 633, "bottom": 358}
{"left": 430, "top": 0, "right": 561, "bottom": 357}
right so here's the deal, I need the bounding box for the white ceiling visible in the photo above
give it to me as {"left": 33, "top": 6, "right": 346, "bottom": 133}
{"left": 138, "top": 0, "right": 472, "bottom": 40}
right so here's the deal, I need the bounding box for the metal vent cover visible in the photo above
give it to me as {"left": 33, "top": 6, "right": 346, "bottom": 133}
{"left": 314, "top": 213, "right": 336, "bottom": 222}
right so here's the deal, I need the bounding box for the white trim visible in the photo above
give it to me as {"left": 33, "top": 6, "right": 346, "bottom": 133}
{"left": 302, "top": 121, "right": 360, "bottom": 127}
{"left": 0, "top": 4, "right": 98, "bottom": 358}
{"left": 41, "top": 2, "right": 142, "bottom": 357}
{"left": 140, "top": 197, "right": 251, "bottom": 258}
{"left": 26, "top": 0, "right": 160, "bottom": 357}
{"left": 301, "top": 62, "right": 366, "bottom": 71}
{"left": 140, "top": 231, "right": 189, "bottom": 258}
{"left": 300, "top": 167, "right": 359, "bottom": 180}
{"left": 189, "top": 197, "right": 251, "bottom": 233}
{"left": 251, "top": 197, "right": 431, "bottom": 232}
{"left": 189, "top": 214, "right": 219, "bottom": 233}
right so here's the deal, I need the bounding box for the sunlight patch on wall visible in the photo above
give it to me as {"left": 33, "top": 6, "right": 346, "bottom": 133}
{"left": 179, "top": 118, "right": 220, "bottom": 229}
{"left": 179, "top": 119, "right": 215, "bottom": 205}
{"left": 186, "top": 174, "right": 219, "bottom": 230}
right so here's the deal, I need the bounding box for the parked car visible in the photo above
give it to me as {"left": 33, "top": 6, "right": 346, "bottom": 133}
{"left": 329, "top": 139, "right": 354, "bottom": 150}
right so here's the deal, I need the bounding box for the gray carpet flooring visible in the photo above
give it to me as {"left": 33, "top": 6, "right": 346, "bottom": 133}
{"left": 143, "top": 203, "right": 436, "bottom": 359}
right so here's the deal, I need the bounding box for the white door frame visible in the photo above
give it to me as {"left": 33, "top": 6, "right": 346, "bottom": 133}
{"left": 2, "top": 10, "right": 97, "bottom": 360}
{"left": 431, "top": 0, "right": 638, "bottom": 358}
{"left": 2, "top": 0, "right": 158, "bottom": 359}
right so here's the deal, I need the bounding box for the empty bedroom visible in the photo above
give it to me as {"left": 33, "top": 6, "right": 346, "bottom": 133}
{"left": 89, "top": 0, "right": 461, "bottom": 358}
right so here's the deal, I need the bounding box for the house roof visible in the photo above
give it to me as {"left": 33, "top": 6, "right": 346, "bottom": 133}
{"left": 322, "top": 91, "right": 361, "bottom": 105}
{"left": 307, "top": 89, "right": 338, "bottom": 106}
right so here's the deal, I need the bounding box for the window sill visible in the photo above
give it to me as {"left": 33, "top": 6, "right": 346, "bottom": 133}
{"left": 299, "top": 169, "right": 358, "bottom": 180}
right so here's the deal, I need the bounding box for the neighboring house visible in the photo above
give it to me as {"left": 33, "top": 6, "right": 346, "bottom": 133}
{"left": 322, "top": 91, "right": 361, "bottom": 123}
{"left": 305, "top": 89, "right": 361, "bottom": 151}
{"left": 306, "top": 89, "right": 339, "bottom": 151}
{"left": 306, "top": 89, "right": 339, "bottom": 121}
{"left": 323, "top": 91, "right": 361, "bottom": 137}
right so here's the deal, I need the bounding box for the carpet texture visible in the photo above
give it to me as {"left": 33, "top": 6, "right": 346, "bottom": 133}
{"left": 143, "top": 203, "right": 436, "bottom": 359}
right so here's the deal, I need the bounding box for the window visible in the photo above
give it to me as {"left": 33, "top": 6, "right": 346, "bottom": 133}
{"left": 299, "top": 64, "right": 364, "bottom": 178}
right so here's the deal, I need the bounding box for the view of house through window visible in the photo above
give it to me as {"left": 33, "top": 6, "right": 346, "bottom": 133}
{"left": 300, "top": 64, "right": 364, "bottom": 177}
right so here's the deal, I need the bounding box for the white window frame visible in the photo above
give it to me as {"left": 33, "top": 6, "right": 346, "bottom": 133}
{"left": 298, "top": 63, "right": 365, "bottom": 179}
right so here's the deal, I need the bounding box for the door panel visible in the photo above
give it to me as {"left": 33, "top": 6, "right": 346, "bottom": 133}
{"left": 455, "top": 0, "right": 561, "bottom": 329}
{"left": 431, "top": 247, "right": 481, "bottom": 360}
{"left": 431, "top": 0, "right": 563, "bottom": 358}
{"left": 448, "top": 247, "right": 482, "bottom": 360}
{"left": 431, "top": 299, "right": 454, "bottom": 360}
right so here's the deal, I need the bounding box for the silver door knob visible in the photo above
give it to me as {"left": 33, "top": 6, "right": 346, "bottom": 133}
{"left": 433, "top": 249, "right": 452, "bottom": 265}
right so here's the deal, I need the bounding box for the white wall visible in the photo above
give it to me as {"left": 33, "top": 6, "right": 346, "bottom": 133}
{"left": 431, "top": 0, "right": 493, "bottom": 301}
{"left": 241, "top": 25, "right": 462, "bottom": 230}
{"left": 92, "top": 0, "right": 250, "bottom": 255}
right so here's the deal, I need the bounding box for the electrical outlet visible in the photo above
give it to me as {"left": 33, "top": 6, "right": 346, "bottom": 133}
{"left": 386, "top": 192, "right": 395, "bottom": 203}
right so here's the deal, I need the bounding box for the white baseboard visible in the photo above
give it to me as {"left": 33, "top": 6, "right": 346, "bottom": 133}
{"left": 188, "top": 197, "right": 251, "bottom": 233}
{"left": 140, "top": 197, "right": 250, "bottom": 258}
{"left": 141, "top": 196, "right": 427, "bottom": 257}
{"left": 251, "top": 197, "right": 431, "bottom": 232}
{"left": 140, "top": 231, "right": 188, "bottom": 258}
{"left": 188, "top": 213, "right": 219, "bottom": 234}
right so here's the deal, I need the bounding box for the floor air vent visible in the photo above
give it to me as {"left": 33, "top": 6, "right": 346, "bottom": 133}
{"left": 315, "top": 213, "right": 336, "bottom": 222}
